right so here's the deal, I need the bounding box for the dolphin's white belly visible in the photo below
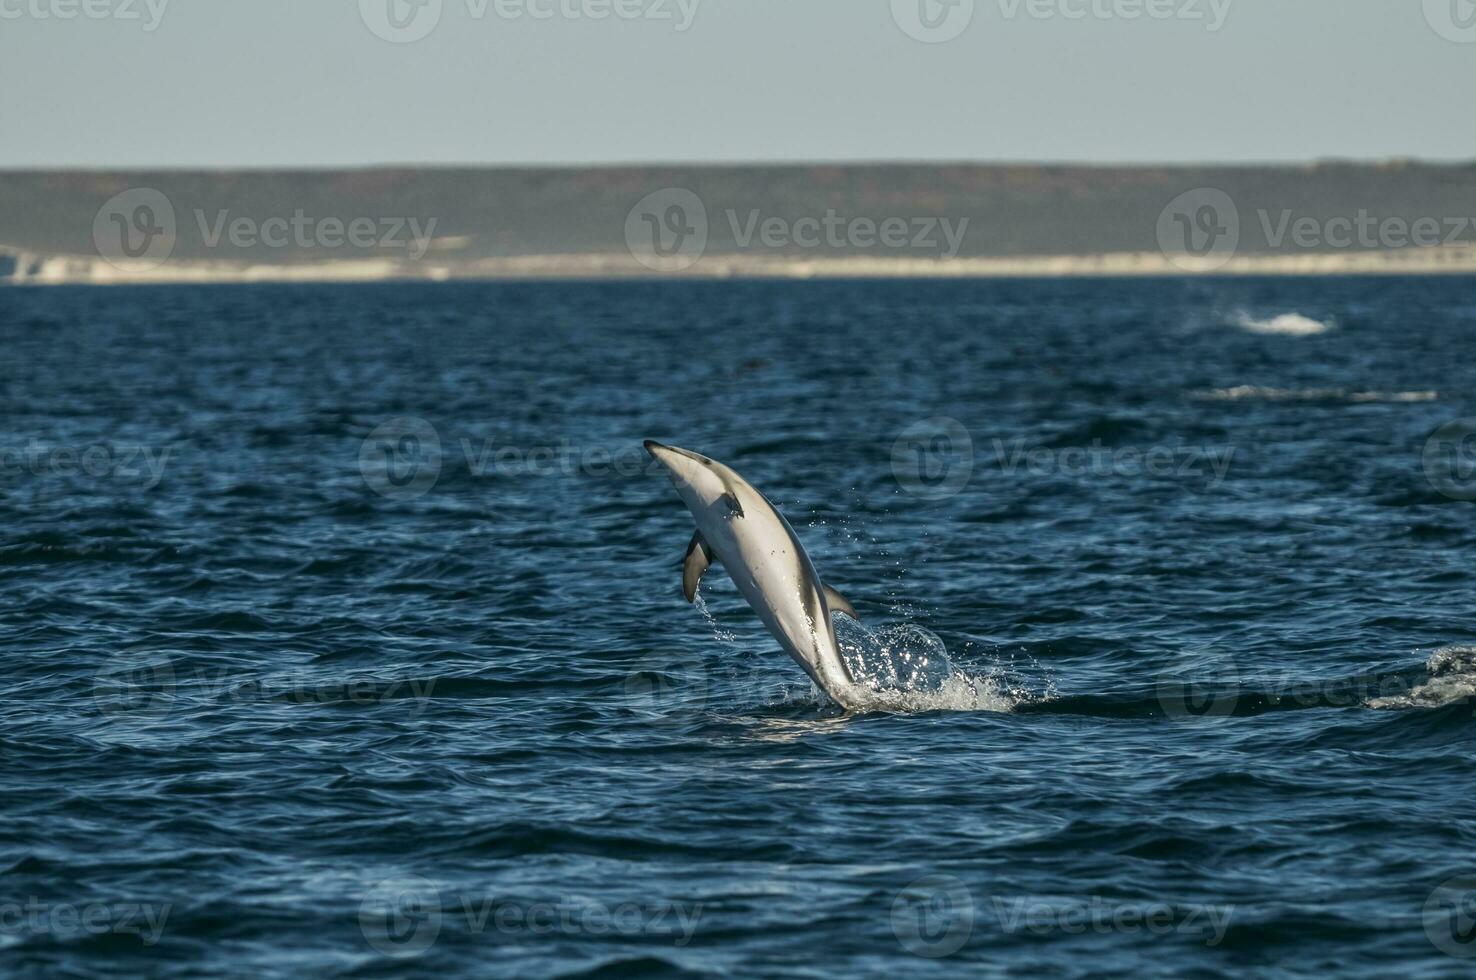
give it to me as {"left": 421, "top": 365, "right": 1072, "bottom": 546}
{"left": 701, "top": 509, "right": 851, "bottom": 698}
{"left": 727, "top": 527, "right": 816, "bottom": 663}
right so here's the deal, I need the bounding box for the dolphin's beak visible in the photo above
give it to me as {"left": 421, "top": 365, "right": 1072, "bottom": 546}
{"left": 644, "top": 441, "right": 707, "bottom": 465}
{"left": 643, "top": 441, "right": 675, "bottom": 471}
{"left": 644, "top": 441, "right": 680, "bottom": 479}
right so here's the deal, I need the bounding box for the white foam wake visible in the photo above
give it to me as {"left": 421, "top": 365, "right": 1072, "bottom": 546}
{"left": 1234, "top": 312, "right": 1333, "bottom": 336}
{"left": 1366, "top": 646, "right": 1476, "bottom": 709}
{"left": 1194, "top": 386, "right": 1438, "bottom": 403}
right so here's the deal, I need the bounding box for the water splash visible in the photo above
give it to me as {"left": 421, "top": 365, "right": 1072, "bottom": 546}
{"left": 696, "top": 584, "right": 1031, "bottom": 714}
{"left": 833, "top": 617, "right": 1018, "bottom": 713}
{"left": 1367, "top": 646, "right": 1476, "bottom": 709}
{"left": 693, "top": 592, "right": 739, "bottom": 644}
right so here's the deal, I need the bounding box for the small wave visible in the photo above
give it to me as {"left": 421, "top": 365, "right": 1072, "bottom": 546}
{"left": 552, "top": 956, "right": 708, "bottom": 980}
{"left": 1367, "top": 646, "right": 1476, "bottom": 709}
{"left": 1234, "top": 311, "right": 1332, "bottom": 336}
{"left": 1194, "top": 385, "right": 1438, "bottom": 404}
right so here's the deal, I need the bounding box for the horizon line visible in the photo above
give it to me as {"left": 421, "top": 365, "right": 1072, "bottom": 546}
{"left": 3, "top": 156, "right": 1474, "bottom": 175}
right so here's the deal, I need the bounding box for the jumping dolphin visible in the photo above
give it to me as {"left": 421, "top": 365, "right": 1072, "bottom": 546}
{"left": 644, "top": 441, "right": 866, "bottom": 710}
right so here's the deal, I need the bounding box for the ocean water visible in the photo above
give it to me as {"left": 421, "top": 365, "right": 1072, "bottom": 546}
{"left": 2, "top": 277, "right": 1475, "bottom": 979}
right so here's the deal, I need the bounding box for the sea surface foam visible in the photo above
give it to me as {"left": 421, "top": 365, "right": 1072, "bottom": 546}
{"left": 1234, "top": 311, "right": 1333, "bottom": 336}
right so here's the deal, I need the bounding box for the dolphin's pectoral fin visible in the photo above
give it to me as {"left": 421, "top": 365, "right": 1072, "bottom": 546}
{"left": 682, "top": 531, "right": 716, "bottom": 603}
{"left": 721, "top": 493, "right": 745, "bottom": 520}
{"left": 823, "top": 585, "right": 859, "bottom": 622}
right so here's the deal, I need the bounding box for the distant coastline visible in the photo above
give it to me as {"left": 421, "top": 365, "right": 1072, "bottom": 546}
{"left": 5, "top": 161, "right": 1475, "bottom": 284}
{"left": 7, "top": 245, "right": 1476, "bottom": 285}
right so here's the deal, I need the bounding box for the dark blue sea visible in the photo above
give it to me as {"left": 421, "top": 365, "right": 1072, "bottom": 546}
{"left": 2, "top": 277, "right": 1475, "bottom": 979}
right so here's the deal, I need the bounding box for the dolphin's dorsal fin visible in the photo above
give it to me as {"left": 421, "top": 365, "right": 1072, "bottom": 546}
{"left": 683, "top": 531, "right": 716, "bottom": 603}
{"left": 823, "top": 585, "right": 859, "bottom": 622}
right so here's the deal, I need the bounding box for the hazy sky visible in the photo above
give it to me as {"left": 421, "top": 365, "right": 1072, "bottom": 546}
{"left": 1, "top": 0, "right": 1470, "bottom": 168}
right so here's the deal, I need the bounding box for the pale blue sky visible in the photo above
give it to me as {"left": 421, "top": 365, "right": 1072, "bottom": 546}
{"left": 1, "top": 0, "right": 1470, "bottom": 168}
